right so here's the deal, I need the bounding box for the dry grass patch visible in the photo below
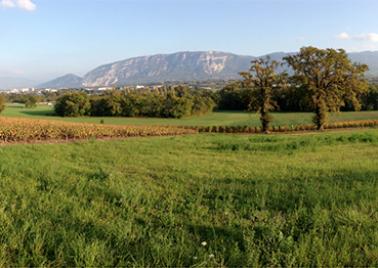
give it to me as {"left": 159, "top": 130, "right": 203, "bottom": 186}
{"left": 0, "top": 117, "right": 197, "bottom": 143}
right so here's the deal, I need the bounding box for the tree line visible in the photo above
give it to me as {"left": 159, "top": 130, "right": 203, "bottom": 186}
{"left": 0, "top": 94, "right": 39, "bottom": 109}
{"left": 218, "top": 82, "right": 378, "bottom": 112}
{"left": 54, "top": 86, "right": 216, "bottom": 118}
{"left": 220, "top": 47, "right": 373, "bottom": 131}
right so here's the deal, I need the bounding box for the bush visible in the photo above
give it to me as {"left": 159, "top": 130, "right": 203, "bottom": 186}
{"left": 24, "top": 95, "right": 38, "bottom": 108}
{"left": 161, "top": 88, "right": 193, "bottom": 118}
{"left": 55, "top": 92, "right": 91, "bottom": 117}
{"left": 56, "top": 87, "right": 215, "bottom": 119}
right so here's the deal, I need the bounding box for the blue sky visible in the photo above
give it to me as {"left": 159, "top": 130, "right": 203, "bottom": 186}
{"left": 1, "top": 0, "right": 378, "bottom": 82}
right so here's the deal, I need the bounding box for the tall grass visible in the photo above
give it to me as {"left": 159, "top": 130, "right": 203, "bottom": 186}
{"left": 0, "top": 131, "right": 377, "bottom": 266}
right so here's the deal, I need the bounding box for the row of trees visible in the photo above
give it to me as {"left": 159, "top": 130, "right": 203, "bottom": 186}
{"left": 218, "top": 81, "right": 378, "bottom": 112}
{"left": 233, "top": 47, "right": 370, "bottom": 132}
{"left": 55, "top": 86, "right": 215, "bottom": 118}
{"left": 2, "top": 93, "right": 39, "bottom": 108}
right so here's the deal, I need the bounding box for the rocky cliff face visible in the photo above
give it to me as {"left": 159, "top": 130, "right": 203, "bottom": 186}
{"left": 82, "top": 51, "right": 254, "bottom": 86}
{"left": 38, "top": 50, "right": 378, "bottom": 88}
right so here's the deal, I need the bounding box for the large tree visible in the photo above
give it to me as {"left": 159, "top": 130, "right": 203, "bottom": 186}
{"left": 284, "top": 47, "right": 369, "bottom": 130}
{"left": 240, "top": 57, "right": 286, "bottom": 133}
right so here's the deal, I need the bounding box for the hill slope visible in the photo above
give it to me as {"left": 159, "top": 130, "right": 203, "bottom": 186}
{"left": 83, "top": 51, "right": 254, "bottom": 86}
{"left": 38, "top": 74, "right": 83, "bottom": 89}
{"left": 39, "top": 50, "right": 378, "bottom": 88}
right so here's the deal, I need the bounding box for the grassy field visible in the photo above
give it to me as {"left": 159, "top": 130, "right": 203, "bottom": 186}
{"left": 3, "top": 104, "right": 378, "bottom": 126}
{"left": 0, "top": 130, "right": 377, "bottom": 266}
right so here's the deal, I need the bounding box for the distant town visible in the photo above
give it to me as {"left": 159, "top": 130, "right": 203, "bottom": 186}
{"left": 0, "top": 80, "right": 229, "bottom": 95}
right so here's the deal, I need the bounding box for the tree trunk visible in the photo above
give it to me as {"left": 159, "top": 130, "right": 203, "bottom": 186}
{"left": 260, "top": 110, "right": 272, "bottom": 134}
{"left": 313, "top": 99, "right": 328, "bottom": 130}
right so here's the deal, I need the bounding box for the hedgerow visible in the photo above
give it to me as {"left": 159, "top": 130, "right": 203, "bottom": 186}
{"left": 195, "top": 120, "right": 378, "bottom": 134}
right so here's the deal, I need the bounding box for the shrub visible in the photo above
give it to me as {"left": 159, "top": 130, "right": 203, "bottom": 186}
{"left": 55, "top": 92, "right": 91, "bottom": 117}
{"left": 162, "top": 88, "right": 193, "bottom": 118}
{"left": 24, "top": 95, "right": 38, "bottom": 108}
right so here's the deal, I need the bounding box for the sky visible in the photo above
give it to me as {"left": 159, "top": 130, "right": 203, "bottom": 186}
{"left": 1, "top": 0, "right": 378, "bottom": 82}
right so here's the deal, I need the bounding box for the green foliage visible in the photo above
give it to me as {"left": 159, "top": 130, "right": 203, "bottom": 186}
{"left": 217, "top": 81, "right": 253, "bottom": 110}
{"left": 24, "top": 95, "right": 38, "bottom": 108}
{"left": 55, "top": 92, "right": 91, "bottom": 117}
{"left": 6, "top": 91, "right": 86, "bottom": 105}
{"left": 90, "top": 90, "right": 123, "bottom": 116}
{"left": 160, "top": 87, "right": 193, "bottom": 118}
{"left": 284, "top": 47, "right": 369, "bottom": 130}
{"left": 0, "top": 95, "right": 5, "bottom": 114}
{"left": 4, "top": 93, "right": 41, "bottom": 108}
{"left": 361, "top": 84, "right": 378, "bottom": 110}
{"left": 218, "top": 81, "right": 378, "bottom": 113}
{"left": 240, "top": 57, "right": 287, "bottom": 133}
{"left": 273, "top": 81, "right": 313, "bottom": 112}
{"left": 0, "top": 132, "right": 377, "bottom": 266}
{"left": 56, "top": 86, "right": 215, "bottom": 119}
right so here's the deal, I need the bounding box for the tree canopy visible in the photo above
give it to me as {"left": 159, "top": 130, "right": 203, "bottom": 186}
{"left": 240, "top": 57, "right": 287, "bottom": 132}
{"left": 55, "top": 87, "right": 216, "bottom": 118}
{"left": 284, "top": 47, "right": 369, "bottom": 129}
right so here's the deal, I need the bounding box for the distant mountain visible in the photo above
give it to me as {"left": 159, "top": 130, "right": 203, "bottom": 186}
{"left": 0, "top": 77, "right": 37, "bottom": 90}
{"left": 38, "top": 74, "right": 83, "bottom": 89}
{"left": 83, "top": 51, "right": 254, "bottom": 86}
{"left": 348, "top": 51, "right": 378, "bottom": 77}
{"left": 38, "top": 50, "right": 378, "bottom": 88}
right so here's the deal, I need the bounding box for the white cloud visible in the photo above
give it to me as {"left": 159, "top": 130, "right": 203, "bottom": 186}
{"left": 336, "top": 32, "right": 350, "bottom": 40}
{"left": 0, "top": 0, "right": 36, "bottom": 11}
{"left": 337, "top": 32, "right": 378, "bottom": 43}
{"left": 17, "top": 0, "right": 36, "bottom": 11}
{"left": 1, "top": 0, "right": 15, "bottom": 7}
{"left": 355, "top": 33, "right": 378, "bottom": 42}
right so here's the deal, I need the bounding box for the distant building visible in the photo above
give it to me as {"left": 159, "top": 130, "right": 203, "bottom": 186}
{"left": 44, "top": 88, "right": 58, "bottom": 93}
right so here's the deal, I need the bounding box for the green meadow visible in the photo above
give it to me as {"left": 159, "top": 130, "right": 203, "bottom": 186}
{"left": 0, "top": 130, "right": 377, "bottom": 266}
{"left": 3, "top": 103, "right": 378, "bottom": 126}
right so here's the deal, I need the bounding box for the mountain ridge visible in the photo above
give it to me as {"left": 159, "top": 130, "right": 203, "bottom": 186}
{"left": 37, "top": 50, "right": 378, "bottom": 88}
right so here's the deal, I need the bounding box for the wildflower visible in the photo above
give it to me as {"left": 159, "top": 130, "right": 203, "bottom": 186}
{"left": 201, "top": 241, "right": 207, "bottom": 246}
{"left": 209, "top": 254, "right": 215, "bottom": 258}
{"left": 193, "top": 256, "right": 198, "bottom": 260}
